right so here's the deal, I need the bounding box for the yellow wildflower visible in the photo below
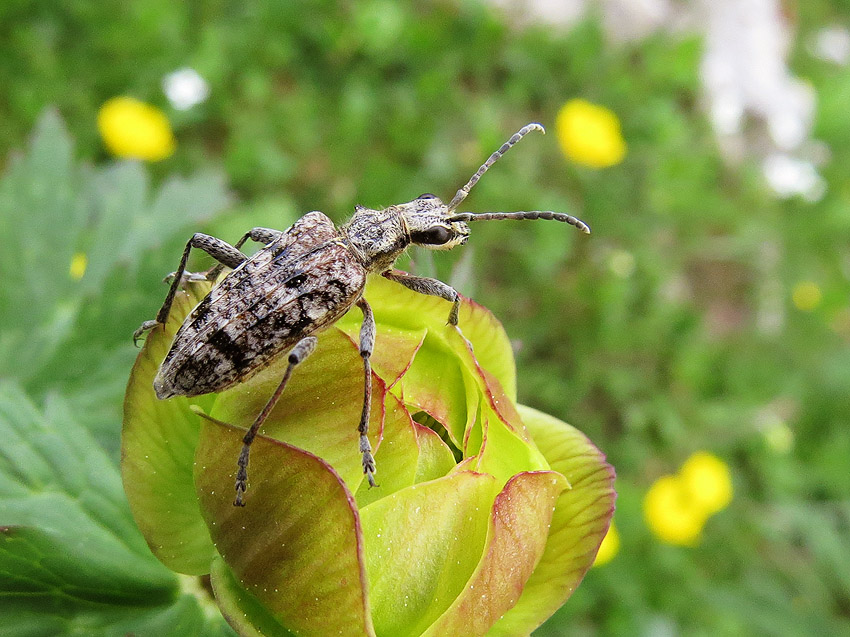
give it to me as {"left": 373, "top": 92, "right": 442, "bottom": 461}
{"left": 593, "top": 522, "right": 620, "bottom": 566}
{"left": 556, "top": 98, "right": 627, "bottom": 168}
{"left": 679, "top": 451, "right": 733, "bottom": 516}
{"left": 645, "top": 451, "right": 733, "bottom": 546}
{"left": 791, "top": 281, "right": 822, "bottom": 312}
{"left": 97, "top": 97, "right": 175, "bottom": 161}
{"left": 643, "top": 475, "right": 706, "bottom": 546}
{"left": 69, "top": 252, "right": 88, "bottom": 281}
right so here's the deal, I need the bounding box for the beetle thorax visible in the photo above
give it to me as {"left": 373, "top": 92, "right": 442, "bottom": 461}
{"left": 340, "top": 206, "right": 410, "bottom": 272}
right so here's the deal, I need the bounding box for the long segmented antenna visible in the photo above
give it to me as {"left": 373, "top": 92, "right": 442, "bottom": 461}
{"left": 447, "top": 210, "right": 591, "bottom": 233}
{"left": 447, "top": 122, "right": 545, "bottom": 212}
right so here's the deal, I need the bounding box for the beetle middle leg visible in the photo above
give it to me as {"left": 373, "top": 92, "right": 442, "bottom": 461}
{"left": 382, "top": 269, "right": 460, "bottom": 325}
{"left": 357, "top": 297, "right": 377, "bottom": 487}
{"left": 234, "top": 335, "right": 318, "bottom": 507}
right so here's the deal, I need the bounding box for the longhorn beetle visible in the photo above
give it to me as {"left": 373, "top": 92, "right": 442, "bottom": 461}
{"left": 135, "top": 122, "right": 590, "bottom": 506}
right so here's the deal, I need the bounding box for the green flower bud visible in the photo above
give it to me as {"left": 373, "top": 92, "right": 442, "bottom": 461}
{"left": 123, "top": 275, "right": 615, "bottom": 636}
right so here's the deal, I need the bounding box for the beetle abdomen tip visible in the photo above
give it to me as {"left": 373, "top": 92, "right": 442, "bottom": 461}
{"left": 153, "top": 374, "right": 176, "bottom": 400}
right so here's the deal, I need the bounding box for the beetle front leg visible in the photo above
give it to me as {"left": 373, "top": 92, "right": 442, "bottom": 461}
{"left": 133, "top": 233, "right": 249, "bottom": 345}
{"left": 357, "top": 297, "right": 377, "bottom": 487}
{"left": 382, "top": 269, "right": 461, "bottom": 325}
{"left": 234, "top": 336, "right": 318, "bottom": 507}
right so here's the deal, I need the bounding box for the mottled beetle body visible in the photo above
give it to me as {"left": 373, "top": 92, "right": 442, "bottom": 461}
{"left": 136, "top": 123, "right": 590, "bottom": 506}
{"left": 154, "top": 212, "right": 365, "bottom": 399}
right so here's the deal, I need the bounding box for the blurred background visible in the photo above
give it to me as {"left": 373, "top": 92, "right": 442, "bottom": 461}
{"left": 1, "top": 0, "right": 849, "bottom": 635}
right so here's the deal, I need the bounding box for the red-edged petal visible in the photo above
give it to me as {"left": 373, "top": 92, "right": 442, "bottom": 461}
{"left": 195, "top": 416, "right": 375, "bottom": 637}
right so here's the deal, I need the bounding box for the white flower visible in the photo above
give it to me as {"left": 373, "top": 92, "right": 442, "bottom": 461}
{"left": 162, "top": 67, "right": 210, "bottom": 111}
{"left": 811, "top": 25, "right": 850, "bottom": 65}
{"left": 701, "top": 0, "right": 815, "bottom": 152}
{"left": 762, "top": 153, "right": 826, "bottom": 202}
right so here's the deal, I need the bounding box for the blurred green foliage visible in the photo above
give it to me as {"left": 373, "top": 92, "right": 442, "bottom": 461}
{"left": 1, "top": 0, "right": 849, "bottom": 635}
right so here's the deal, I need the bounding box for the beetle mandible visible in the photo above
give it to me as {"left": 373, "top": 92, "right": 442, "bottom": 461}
{"left": 134, "top": 122, "right": 590, "bottom": 507}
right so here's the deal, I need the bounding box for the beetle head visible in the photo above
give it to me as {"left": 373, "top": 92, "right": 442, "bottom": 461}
{"left": 399, "top": 193, "right": 470, "bottom": 251}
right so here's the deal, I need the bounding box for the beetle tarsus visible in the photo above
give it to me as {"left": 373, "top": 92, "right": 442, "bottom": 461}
{"left": 364, "top": 455, "right": 378, "bottom": 488}
{"left": 234, "top": 446, "right": 250, "bottom": 507}
{"left": 133, "top": 319, "right": 160, "bottom": 347}
{"left": 163, "top": 270, "right": 209, "bottom": 285}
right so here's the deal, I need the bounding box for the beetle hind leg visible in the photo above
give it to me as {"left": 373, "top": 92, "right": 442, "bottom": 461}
{"left": 234, "top": 336, "right": 318, "bottom": 507}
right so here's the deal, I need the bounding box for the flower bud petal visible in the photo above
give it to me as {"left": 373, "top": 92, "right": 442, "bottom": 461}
{"left": 411, "top": 421, "right": 457, "bottom": 482}
{"left": 488, "top": 405, "right": 616, "bottom": 635}
{"left": 340, "top": 274, "right": 517, "bottom": 399}
{"left": 354, "top": 392, "right": 426, "bottom": 508}
{"left": 195, "top": 417, "right": 374, "bottom": 637}
{"left": 209, "top": 556, "right": 298, "bottom": 636}
{"left": 360, "top": 471, "right": 500, "bottom": 636}
{"left": 422, "top": 471, "right": 568, "bottom": 637}
{"left": 123, "top": 281, "right": 218, "bottom": 575}
{"left": 209, "top": 328, "right": 384, "bottom": 492}
{"left": 400, "top": 331, "right": 475, "bottom": 445}
{"left": 337, "top": 321, "right": 427, "bottom": 388}
{"left": 468, "top": 408, "right": 551, "bottom": 485}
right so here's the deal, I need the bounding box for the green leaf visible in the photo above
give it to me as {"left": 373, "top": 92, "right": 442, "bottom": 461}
{"left": 0, "top": 381, "right": 230, "bottom": 635}
{"left": 194, "top": 417, "right": 374, "bottom": 637}
{"left": 82, "top": 156, "right": 230, "bottom": 296}
{"left": 122, "top": 280, "right": 218, "bottom": 575}
{"left": 0, "top": 581, "right": 233, "bottom": 637}
{"left": 0, "top": 381, "right": 175, "bottom": 600}
{"left": 0, "top": 524, "right": 170, "bottom": 605}
{"left": 0, "top": 108, "right": 230, "bottom": 390}
{"left": 359, "top": 471, "right": 500, "bottom": 637}
{"left": 0, "top": 110, "right": 85, "bottom": 382}
{"left": 487, "top": 405, "right": 616, "bottom": 636}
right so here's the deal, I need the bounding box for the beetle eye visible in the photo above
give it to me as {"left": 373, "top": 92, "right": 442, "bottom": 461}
{"left": 411, "top": 226, "right": 453, "bottom": 245}
{"left": 417, "top": 193, "right": 438, "bottom": 200}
